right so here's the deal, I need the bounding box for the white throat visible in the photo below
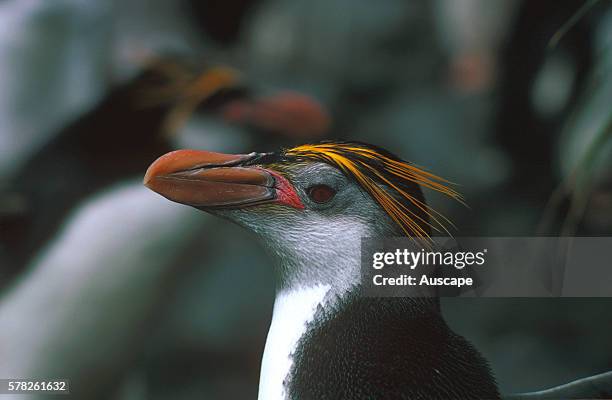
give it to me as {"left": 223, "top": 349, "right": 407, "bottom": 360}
{"left": 253, "top": 217, "right": 375, "bottom": 399}
{"left": 258, "top": 284, "right": 331, "bottom": 400}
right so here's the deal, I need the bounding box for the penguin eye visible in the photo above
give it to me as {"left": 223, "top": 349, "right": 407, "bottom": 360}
{"left": 307, "top": 184, "right": 336, "bottom": 204}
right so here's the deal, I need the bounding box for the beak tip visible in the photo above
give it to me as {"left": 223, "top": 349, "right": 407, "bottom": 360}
{"left": 143, "top": 157, "right": 163, "bottom": 189}
{"left": 143, "top": 157, "right": 162, "bottom": 190}
{"left": 143, "top": 168, "right": 153, "bottom": 188}
{"left": 143, "top": 150, "right": 189, "bottom": 190}
{"left": 143, "top": 176, "right": 153, "bottom": 190}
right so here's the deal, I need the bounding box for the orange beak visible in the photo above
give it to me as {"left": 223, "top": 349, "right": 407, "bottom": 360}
{"left": 144, "top": 149, "right": 304, "bottom": 210}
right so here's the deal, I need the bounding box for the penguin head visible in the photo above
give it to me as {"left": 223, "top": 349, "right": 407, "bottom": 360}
{"left": 144, "top": 141, "right": 460, "bottom": 288}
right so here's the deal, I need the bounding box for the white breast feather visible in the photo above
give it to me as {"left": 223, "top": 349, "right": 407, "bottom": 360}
{"left": 258, "top": 284, "right": 331, "bottom": 400}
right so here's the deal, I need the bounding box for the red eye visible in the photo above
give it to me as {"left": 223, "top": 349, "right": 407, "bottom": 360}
{"left": 307, "top": 185, "right": 336, "bottom": 204}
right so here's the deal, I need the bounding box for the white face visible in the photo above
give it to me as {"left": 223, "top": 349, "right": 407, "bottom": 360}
{"left": 215, "top": 162, "right": 400, "bottom": 291}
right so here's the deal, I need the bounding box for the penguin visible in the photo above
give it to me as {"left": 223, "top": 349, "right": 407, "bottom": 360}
{"left": 143, "top": 141, "right": 498, "bottom": 399}
{"left": 144, "top": 140, "right": 612, "bottom": 399}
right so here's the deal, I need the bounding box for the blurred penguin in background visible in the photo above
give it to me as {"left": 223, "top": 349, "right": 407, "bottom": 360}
{"left": 0, "top": 59, "right": 243, "bottom": 283}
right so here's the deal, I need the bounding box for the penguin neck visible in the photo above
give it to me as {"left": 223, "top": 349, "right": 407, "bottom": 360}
{"left": 267, "top": 225, "right": 365, "bottom": 295}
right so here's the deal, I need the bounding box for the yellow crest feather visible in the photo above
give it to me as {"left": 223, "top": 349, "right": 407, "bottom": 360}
{"left": 285, "top": 142, "right": 463, "bottom": 238}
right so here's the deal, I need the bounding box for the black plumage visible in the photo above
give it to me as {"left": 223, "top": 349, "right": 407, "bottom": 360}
{"left": 288, "top": 292, "right": 499, "bottom": 400}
